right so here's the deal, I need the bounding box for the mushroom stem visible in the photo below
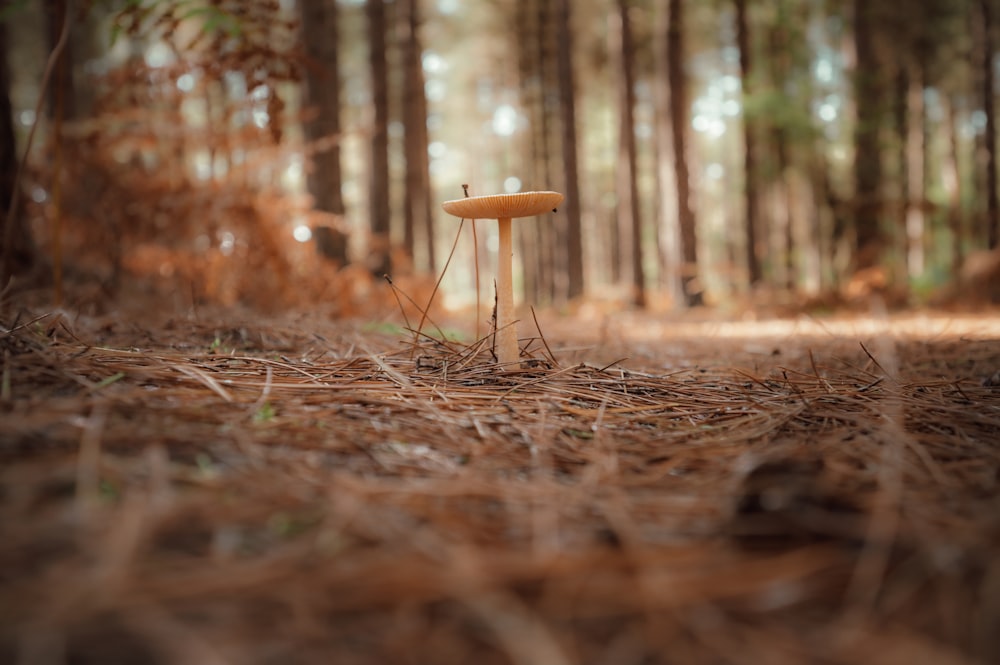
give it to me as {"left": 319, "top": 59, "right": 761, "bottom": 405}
{"left": 440, "top": 190, "right": 563, "bottom": 371}
{"left": 495, "top": 216, "right": 519, "bottom": 367}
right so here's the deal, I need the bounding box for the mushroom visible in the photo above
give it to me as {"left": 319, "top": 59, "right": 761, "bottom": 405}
{"left": 441, "top": 190, "right": 564, "bottom": 368}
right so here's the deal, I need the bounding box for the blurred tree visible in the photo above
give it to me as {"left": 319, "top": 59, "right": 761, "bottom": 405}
{"left": 45, "top": 0, "right": 73, "bottom": 121}
{"left": 532, "top": 0, "right": 558, "bottom": 303}
{"left": 851, "top": 0, "right": 884, "bottom": 272}
{"left": 366, "top": 0, "right": 391, "bottom": 276}
{"left": 515, "top": 0, "right": 539, "bottom": 302}
{"left": 897, "top": 40, "right": 927, "bottom": 280}
{"left": 666, "top": 0, "right": 702, "bottom": 306}
{"left": 300, "top": 0, "right": 348, "bottom": 266}
{"left": 797, "top": 3, "right": 828, "bottom": 295}
{"left": 943, "top": 94, "right": 965, "bottom": 274}
{"left": 614, "top": 0, "right": 645, "bottom": 307}
{"left": 976, "top": 0, "right": 998, "bottom": 249}
{"left": 766, "top": 1, "right": 796, "bottom": 290}
{"left": 734, "top": 0, "right": 761, "bottom": 288}
{"left": 46, "top": 0, "right": 72, "bottom": 303}
{"left": 924, "top": 0, "right": 974, "bottom": 276}
{"left": 5, "top": 0, "right": 989, "bottom": 307}
{"left": 653, "top": 0, "right": 680, "bottom": 301}
{"left": 0, "top": 20, "right": 32, "bottom": 287}
{"left": 555, "top": 0, "right": 584, "bottom": 300}
{"left": 401, "top": 0, "right": 435, "bottom": 273}
{"left": 892, "top": 0, "right": 963, "bottom": 286}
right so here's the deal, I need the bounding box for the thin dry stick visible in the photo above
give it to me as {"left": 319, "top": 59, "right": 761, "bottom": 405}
{"left": 491, "top": 362, "right": 582, "bottom": 403}
{"left": 252, "top": 364, "right": 274, "bottom": 410}
{"left": 383, "top": 275, "right": 414, "bottom": 332}
{"left": 405, "top": 325, "right": 461, "bottom": 355}
{"left": 414, "top": 218, "right": 465, "bottom": 343}
{"left": 1, "top": 0, "right": 71, "bottom": 289}
{"left": 384, "top": 277, "right": 455, "bottom": 349}
{"left": 173, "top": 365, "right": 233, "bottom": 402}
{"left": 472, "top": 218, "right": 480, "bottom": 339}
{"left": 463, "top": 183, "right": 481, "bottom": 340}
{"left": 859, "top": 341, "right": 896, "bottom": 383}
{"left": 0, "top": 310, "right": 50, "bottom": 337}
{"left": 530, "top": 306, "right": 560, "bottom": 368}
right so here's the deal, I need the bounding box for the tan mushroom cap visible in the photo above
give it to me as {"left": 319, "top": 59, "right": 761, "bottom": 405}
{"left": 441, "top": 191, "right": 564, "bottom": 219}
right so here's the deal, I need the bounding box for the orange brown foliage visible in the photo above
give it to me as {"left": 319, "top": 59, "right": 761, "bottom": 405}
{"left": 25, "top": 0, "right": 420, "bottom": 319}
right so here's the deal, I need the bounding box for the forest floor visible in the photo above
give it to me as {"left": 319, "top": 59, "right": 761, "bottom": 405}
{"left": 1, "top": 300, "right": 999, "bottom": 664}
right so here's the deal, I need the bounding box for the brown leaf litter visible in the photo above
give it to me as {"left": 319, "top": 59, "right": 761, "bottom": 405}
{"left": 1, "top": 307, "right": 999, "bottom": 664}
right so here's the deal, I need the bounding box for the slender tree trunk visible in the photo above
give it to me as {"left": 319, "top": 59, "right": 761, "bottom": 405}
{"left": 969, "top": 5, "right": 988, "bottom": 248}
{"left": 301, "top": 0, "right": 348, "bottom": 266}
{"left": 904, "top": 58, "right": 925, "bottom": 279}
{"left": 766, "top": 2, "right": 797, "bottom": 292}
{"left": 366, "top": 0, "right": 392, "bottom": 276}
{"left": 734, "top": 0, "right": 761, "bottom": 288}
{"left": 979, "top": 0, "right": 999, "bottom": 249}
{"left": 944, "top": 94, "right": 965, "bottom": 274}
{"left": 667, "top": 0, "right": 702, "bottom": 306}
{"left": 653, "top": 1, "right": 681, "bottom": 301}
{"left": 776, "top": 139, "right": 795, "bottom": 290}
{"left": 852, "top": 0, "right": 883, "bottom": 271}
{"left": 614, "top": 0, "right": 645, "bottom": 307}
{"left": 555, "top": 0, "right": 584, "bottom": 300}
{"left": 893, "top": 64, "right": 908, "bottom": 285}
{"left": 47, "top": 0, "right": 73, "bottom": 299}
{"left": 535, "top": 0, "right": 556, "bottom": 303}
{"left": 46, "top": 0, "right": 74, "bottom": 122}
{"left": 607, "top": 5, "right": 623, "bottom": 285}
{"left": 515, "top": 0, "right": 539, "bottom": 302}
{"left": 0, "top": 21, "right": 32, "bottom": 287}
{"left": 401, "top": 0, "right": 434, "bottom": 272}
{"left": 799, "top": 3, "right": 825, "bottom": 294}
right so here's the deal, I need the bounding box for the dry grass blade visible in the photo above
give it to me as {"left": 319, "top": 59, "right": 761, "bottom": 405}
{"left": 172, "top": 364, "right": 234, "bottom": 402}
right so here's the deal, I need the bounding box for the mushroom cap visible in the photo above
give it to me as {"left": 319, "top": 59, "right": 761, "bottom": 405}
{"left": 441, "top": 191, "right": 564, "bottom": 220}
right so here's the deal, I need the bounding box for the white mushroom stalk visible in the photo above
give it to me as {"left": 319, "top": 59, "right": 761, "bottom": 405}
{"left": 441, "top": 191, "right": 564, "bottom": 369}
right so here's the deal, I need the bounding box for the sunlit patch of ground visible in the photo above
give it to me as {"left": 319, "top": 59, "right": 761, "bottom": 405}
{"left": 625, "top": 311, "right": 1000, "bottom": 342}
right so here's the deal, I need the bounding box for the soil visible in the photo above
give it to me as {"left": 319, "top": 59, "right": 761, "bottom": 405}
{"left": 2, "top": 303, "right": 999, "bottom": 664}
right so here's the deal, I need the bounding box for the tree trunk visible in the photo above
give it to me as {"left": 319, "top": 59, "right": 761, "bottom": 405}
{"left": 366, "top": 0, "right": 392, "bottom": 276}
{"left": 653, "top": 1, "right": 681, "bottom": 301}
{"left": 534, "top": 0, "right": 557, "bottom": 303}
{"left": 775, "top": 138, "right": 794, "bottom": 291}
{"left": 515, "top": 0, "right": 557, "bottom": 305}
{"left": 978, "top": 0, "right": 998, "bottom": 249}
{"left": 893, "top": 64, "right": 908, "bottom": 286}
{"left": 401, "top": 0, "right": 435, "bottom": 273}
{"left": 301, "top": 0, "right": 348, "bottom": 266}
{"left": 614, "top": 0, "right": 645, "bottom": 308}
{"left": 904, "top": 58, "right": 925, "bottom": 279}
{"left": 555, "top": 0, "right": 584, "bottom": 300}
{"left": 767, "top": 6, "right": 795, "bottom": 291}
{"left": 47, "top": 0, "right": 73, "bottom": 300}
{"left": 852, "top": 0, "right": 883, "bottom": 271}
{"left": 667, "top": 0, "right": 702, "bottom": 306}
{"left": 798, "top": 2, "right": 824, "bottom": 295}
{"left": 943, "top": 94, "right": 964, "bottom": 274}
{"left": 0, "top": 21, "right": 32, "bottom": 287}
{"left": 46, "top": 0, "right": 74, "bottom": 122}
{"left": 510, "top": 0, "right": 547, "bottom": 303}
{"left": 734, "top": 0, "right": 762, "bottom": 288}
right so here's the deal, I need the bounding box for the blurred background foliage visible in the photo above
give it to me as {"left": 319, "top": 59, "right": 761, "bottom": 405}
{"left": 1, "top": 0, "right": 999, "bottom": 317}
